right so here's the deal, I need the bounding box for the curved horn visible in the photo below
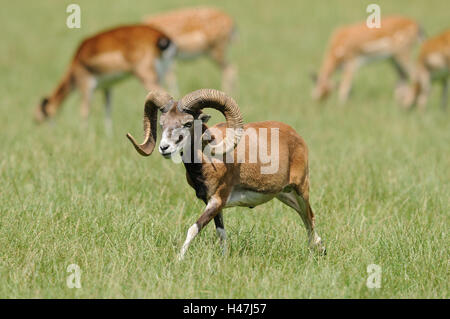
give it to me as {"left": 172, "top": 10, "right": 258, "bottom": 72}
{"left": 178, "top": 89, "right": 244, "bottom": 155}
{"left": 126, "top": 90, "right": 174, "bottom": 156}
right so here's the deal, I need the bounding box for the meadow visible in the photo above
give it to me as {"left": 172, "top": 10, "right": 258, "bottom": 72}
{"left": 0, "top": 0, "right": 448, "bottom": 298}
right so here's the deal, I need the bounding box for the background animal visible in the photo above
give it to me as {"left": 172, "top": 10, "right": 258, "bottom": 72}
{"left": 402, "top": 29, "right": 449, "bottom": 110}
{"left": 34, "top": 25, "right": 176, "bottom": 132}
{"left": 144, "top": 7, "right": 237, "bottom": 95}
{"left": 312, "top": 16, "right": 423, "bottom": 103}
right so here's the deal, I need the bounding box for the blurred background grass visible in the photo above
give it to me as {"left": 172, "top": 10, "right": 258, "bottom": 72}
{"left": 0, "top": 0, "right": 448, "bottom": 298}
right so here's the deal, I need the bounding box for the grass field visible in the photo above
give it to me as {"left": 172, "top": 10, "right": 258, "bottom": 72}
{"left": 0, "top": 0, "right": 448, "bottom": 298}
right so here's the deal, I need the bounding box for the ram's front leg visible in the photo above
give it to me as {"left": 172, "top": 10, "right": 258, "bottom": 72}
{"left": 178, "top": 196, "right": 223, "bottom": 261}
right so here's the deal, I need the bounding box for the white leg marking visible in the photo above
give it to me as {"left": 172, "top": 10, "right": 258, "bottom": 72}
{"left": 309, "top": 231, "right": 326, "bottom": 254}
{"left": 309, "top": 232, "right": 322, "bottom": 247}
{"left": 177, "top": 223, "right": 199, "bottom": 261}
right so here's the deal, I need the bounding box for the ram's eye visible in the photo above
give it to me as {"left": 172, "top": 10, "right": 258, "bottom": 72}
{"left": 183, "top": 122, "right": 193, "bottom": 128}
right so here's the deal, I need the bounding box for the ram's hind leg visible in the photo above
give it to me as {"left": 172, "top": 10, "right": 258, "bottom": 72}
{"left": 301, "top": 197, "right": 326, "bottom": 254}
{"left": 277, "top": 187, "right": 326, "bottom": 255}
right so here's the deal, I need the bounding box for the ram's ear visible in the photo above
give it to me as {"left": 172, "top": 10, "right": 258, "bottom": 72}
{"left": 198, "top": 113, "right": 211, "bottom": 123}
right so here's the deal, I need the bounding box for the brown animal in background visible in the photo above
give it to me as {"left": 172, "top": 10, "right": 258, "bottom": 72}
{"left": 34, "top": 25, "right": 176, "bottom": 131}
{"left": 403, "top": 29, "right": 449, "bottom": 110}
{"left": 144, "top": 7, "right": 237, "bottom": 95}
{"left": 312, "top": 16, "right": 423, "bottom": 103}
{"left": 126, "top": 88, "right": 326, "bottom": 260}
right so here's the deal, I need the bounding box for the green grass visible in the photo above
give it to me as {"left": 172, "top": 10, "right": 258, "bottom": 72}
{"left": 0, "top": 0, "right": 448, "bottom": 298}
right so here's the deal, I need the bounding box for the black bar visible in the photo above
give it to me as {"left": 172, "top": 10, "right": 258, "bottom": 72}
{"left": 0, "top": 299, "right": 446, "bottom": 317}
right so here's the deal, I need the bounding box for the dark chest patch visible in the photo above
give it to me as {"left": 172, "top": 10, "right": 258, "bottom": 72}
{"left": 184, "top": 162, "right": 208, "bottom": 203}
